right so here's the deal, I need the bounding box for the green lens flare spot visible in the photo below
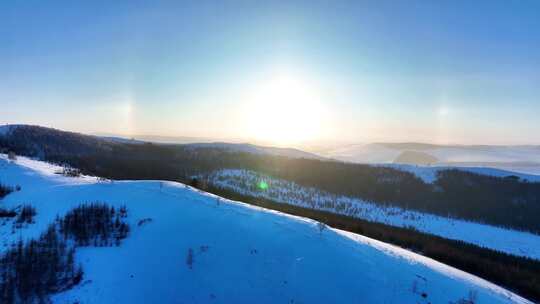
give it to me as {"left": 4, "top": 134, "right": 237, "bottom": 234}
{"left": 258, "top": 181, "right": 269, "bottom": 190}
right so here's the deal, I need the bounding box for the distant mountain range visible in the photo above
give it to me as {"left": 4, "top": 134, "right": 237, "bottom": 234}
{"left": 1, "top": 123, "right": 536, "bottom": 174}
{"left": 321, "top": 142, "right": 540, "bottom": 175}
{"left": 94, "top": 132, "right": 540, "bottom": 173}
{"left": 2, "top": 124, "right": 540, "bottom": 234}
{"left": 3, "top": 124, "right": 540, "bottom": 175}
{"left": 0, "top": 125, "right": 322, "bottom": 161}
{"left": 184, "top": 142, "right": 324, "bottom": 160}
{"left": 96, "top": 133, "right": 220, "bottom": 145}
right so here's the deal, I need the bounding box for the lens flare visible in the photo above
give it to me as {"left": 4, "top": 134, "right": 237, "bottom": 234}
{"left": 257, "top": 180, "right": 269, "bottom": 190}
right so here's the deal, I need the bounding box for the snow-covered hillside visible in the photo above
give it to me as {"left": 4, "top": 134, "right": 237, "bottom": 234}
{"left": 0, "top": 155, "right": 533, "bottom": 303}
{"left": 208, "top": 169, "right": 540, "bottom": 260}
{"left": 379, "top": 164, "right": 540, "bottom": 184}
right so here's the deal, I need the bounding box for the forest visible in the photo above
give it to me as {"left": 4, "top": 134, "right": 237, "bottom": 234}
{"left": 0, "top": 203, "right": 129, "bottom": 303}
{"left": 3, "top": 126, "right": 538, "bottom": 233}
{"left": 0, "top": 183, "right": 14, "bottom": 199}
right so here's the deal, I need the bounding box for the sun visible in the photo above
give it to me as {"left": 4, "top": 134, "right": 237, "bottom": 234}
{"left": 242, "top": 72, "right": 324, "bottom": 146}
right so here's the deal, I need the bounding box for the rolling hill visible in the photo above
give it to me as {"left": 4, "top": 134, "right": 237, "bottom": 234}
{"left": 0, "top": 155, "right": 533, "bottom": 304}
{"left": 322, "top": 143, "right": 540, "bottom": 175}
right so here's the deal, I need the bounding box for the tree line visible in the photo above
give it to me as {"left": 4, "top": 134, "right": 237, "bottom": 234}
{"left": 0, "top": 183, "right": 14, "bottom": 199}
{"left": 2, "top": 125, "right": 540, "bottom": 233}
{"left": 0, "top": 203, "right": 129, "bottom": 303}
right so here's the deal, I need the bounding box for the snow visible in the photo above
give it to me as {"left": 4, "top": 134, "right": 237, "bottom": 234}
{"left": 379, "top": 164, "right": 540, "bottom": 184}
{"left": 0, "top": 155, "right": 533, "bottom": 304}
{"left": 208, "top": 169, "right": 540, "bottom": 260}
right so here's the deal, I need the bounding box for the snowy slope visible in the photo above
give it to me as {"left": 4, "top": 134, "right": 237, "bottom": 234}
{"left": 0, "top": 155, "right": 533, "bottom": 304}
{"left": 208, "top": 169, "right": 540, "bottom": 260}
{"left": 379, "top": 164, "right": 540, "bottom": 184}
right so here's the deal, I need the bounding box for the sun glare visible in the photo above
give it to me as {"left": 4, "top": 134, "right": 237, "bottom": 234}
{"left": 243, "top": 72, "right": 325, "bottom": 146}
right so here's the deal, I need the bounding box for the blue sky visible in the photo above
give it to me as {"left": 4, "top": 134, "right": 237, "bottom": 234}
{"left": 1, "top": 0, "right": 539, "bottom": 145}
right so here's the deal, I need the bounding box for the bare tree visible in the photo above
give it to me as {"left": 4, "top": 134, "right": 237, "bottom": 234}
{"left": 317, "top": 222, "right": 327, "bottom": 235}
{"left": 186, "top": 248, "right": 194, "bottom": 269}
{"left": 7, "top": 151, "right": 16, "bottom": 161}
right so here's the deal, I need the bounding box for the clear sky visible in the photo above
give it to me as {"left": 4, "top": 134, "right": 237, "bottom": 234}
{"left": 1, "top": 0, "right": 539, "bottom": 146}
